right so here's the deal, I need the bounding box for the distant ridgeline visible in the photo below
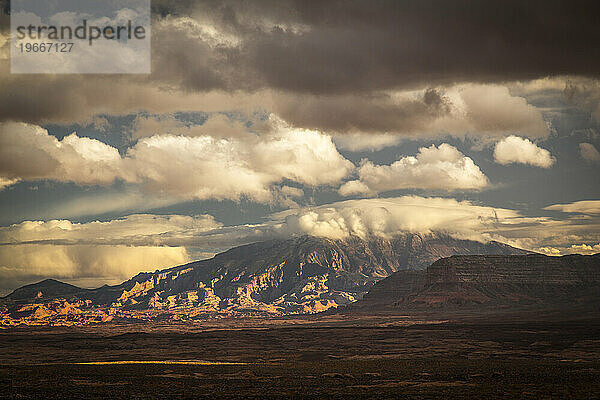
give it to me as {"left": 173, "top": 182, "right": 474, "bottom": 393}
{"left": 349, "top": 254, "right": 600, "bottom": 312}
{"left": 1, "top": 234, "right": 534, "bottom": 326}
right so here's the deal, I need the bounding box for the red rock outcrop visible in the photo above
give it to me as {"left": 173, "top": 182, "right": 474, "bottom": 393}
{"left": 350, "top": 254, "right": 600, "bottom": 312}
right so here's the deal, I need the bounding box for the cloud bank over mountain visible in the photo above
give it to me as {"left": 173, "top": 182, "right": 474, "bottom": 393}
{"left": 1, "top": 196, "right": 598, "bottom": 293}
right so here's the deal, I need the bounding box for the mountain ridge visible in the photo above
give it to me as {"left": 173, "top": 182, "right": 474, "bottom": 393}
{"left": 0, "top": 233, "right": 531, "bottom": 326}
{"left": 348, "top": 253, "right": 600, "bottom": 313}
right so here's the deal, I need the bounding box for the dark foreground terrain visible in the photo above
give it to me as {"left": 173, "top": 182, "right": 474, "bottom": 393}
{"left": 1, "top": 314, "right": 600, "bottom": 399}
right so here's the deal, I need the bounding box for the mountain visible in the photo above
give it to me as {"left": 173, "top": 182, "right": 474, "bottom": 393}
{"left": 4, "top": 279, "right": 82, "bottom": 302}
{"left": 0, "top": 234, "right": 529, "bottom": 326}
{"left": 348, "top": 254, "right": 600, "bottom": 313}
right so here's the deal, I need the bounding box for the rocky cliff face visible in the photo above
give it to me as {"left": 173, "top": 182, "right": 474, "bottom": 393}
{"left": 0, "top": 234, "right": 529, "bottom": 326}
{"left": 350, "top": 254, "right": 600, "bottom": 311}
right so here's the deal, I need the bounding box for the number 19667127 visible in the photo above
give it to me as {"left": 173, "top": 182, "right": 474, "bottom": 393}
{"left": 19, "top": 42, "right": 74, "bottom": 52}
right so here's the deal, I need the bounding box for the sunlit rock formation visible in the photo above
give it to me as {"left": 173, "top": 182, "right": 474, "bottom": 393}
{"left": 0, "top": 234, "right": 529, "bottom": 326}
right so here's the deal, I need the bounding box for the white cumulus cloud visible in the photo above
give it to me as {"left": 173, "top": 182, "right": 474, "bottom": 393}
{"left": 0, "top": 119, "right": 353, "bottom": 203}
{"left": 0, "top": 122, "right": 126, "bottom": 186}
{"left": 339, "top": 143, "right": 488, "bottom": 196}
{"left": 493, "top": 135, "right": 555, "bottom": 168}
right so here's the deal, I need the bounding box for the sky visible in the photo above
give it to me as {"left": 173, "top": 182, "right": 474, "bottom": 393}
{"left": 0, "top": 0, "right": 599, "bottom": 294}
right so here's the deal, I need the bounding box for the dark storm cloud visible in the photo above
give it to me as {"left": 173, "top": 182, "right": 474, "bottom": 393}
{"left": 271, "top": 90, "right": 450, "bottom": 134}
{"left": 152, "top": 0, "right": 600, "bottom": 94}
{"left": 0, "top": 0, "right": 598, "bottom": 128}
{"left": 3, "top": 0, "right": 600, "bottom": 95}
